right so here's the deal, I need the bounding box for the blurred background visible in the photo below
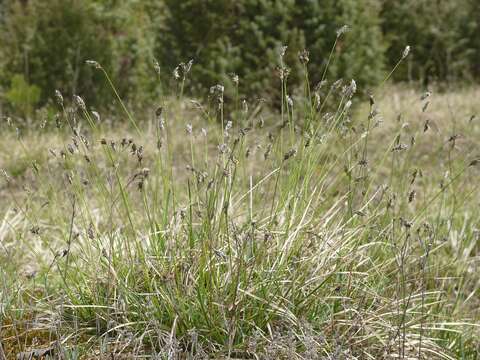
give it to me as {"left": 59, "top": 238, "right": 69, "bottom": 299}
{"left": 0, "top": 0, "right": 478, "bottom": 117}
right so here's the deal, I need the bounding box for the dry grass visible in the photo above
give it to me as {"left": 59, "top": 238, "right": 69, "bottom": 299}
{"left": 1, "top": 81, "right": 480, "bottom": 359}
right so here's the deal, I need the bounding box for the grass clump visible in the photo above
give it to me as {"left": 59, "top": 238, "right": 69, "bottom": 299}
{"left": 1, "top": 46, "right": 479, "bottom": 359}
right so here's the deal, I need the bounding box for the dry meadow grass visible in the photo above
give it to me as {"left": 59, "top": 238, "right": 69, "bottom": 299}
{"left": 1, "top": 82, "right": 480, "bottom": 359}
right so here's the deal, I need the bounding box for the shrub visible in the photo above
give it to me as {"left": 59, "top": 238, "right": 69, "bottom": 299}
{"left": 0, "top": 0, "right": 159, "bottom": 110}
{"left": 0, "top": 0, "right": 113, "bottom": 106}
{"left": 4, "top": 74, "right": 41, "bottom": 117}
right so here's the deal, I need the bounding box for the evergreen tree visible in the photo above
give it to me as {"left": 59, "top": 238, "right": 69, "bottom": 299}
{"left": 0, "top": 0, "right": 159, "bottom": 109}
{"left": 297, "top": 0, "right": 385, "bottom": 90}
{"left": 160, "top": 0, "right": 385, "bottom": 98}
{"left": 382, "top": 0, "right": 471, "bottom": 83}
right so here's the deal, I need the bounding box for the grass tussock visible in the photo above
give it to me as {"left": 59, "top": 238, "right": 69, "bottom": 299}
{"left": 1, "top": 53, "right": 480, "bottom": 359}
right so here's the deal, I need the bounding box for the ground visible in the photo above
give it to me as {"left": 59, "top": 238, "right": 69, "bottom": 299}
{"left": 1, "top": 85, "right": 479, "bottom": 359}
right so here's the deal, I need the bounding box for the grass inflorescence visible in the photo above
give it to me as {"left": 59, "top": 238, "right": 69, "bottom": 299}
{"left": 1, "top": 46, "right": 480, "bottom": 359}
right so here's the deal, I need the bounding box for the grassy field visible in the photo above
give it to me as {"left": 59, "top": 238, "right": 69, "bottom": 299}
{"left": 1, "top": 76, "right": 480, "bottom": 359}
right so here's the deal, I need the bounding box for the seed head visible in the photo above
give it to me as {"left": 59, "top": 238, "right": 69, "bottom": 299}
{"left": 55, "top": 90, "right": 63, "bottom": 106}
{"left": 347, "top": 79, "right": 356, "bottom": 98}
{"left": 368, "top": 108, "right": 379, "bottom": 120}
{"left": 173, "top": 66, "right": 180, "bottom": 80}
{"left": 218, "top": 143, "right": 229, "bottom": 154}
{"left": 344, "top": 100, "right": 352, "bottom": 111}
{"left": 400, "top": 217, "right": 413, "bottom": 229}
{"left": 423, "top": 119, "right": 430, "bottom": 132}
{"left": 210, "top": 84, "right": 225, "bottom": 106}
{"left": 314, "top": 93, "right": 321, "bottom": 108}
{"left": 336, "top": 25, "right": 349, "bottom": 37}
{"left": 181, "top": 59, "right": 194, "bottom": 74}
{"left": 298, "top": 49, "right": 310, "bottom": 64}
{"left": 408, "top": 190, "right": 416, "bottom": 203}
{"left": 264, "top": 144, "right": 272, "bottom": 160}
{"left": 74, "top": 95, "right": 86, "bottom": 111}
{"left": 469, "top": 158, "right": 480, "bottom": 167}
{"left": 67, "top": 144, "right": 75, "bottom": 154}
{"left": 153, "top": 58, "right": 161, "bottom": 75}
{"left": 141, "top": 167, "right": 150, "bottom": 177}
{"left": 422, "top": 101, "right": 430, "bottom": 112}
{"left": 315, "top": 80, "right": 328, "bottom": 92}
{"left": 85, "top": 60, "right": 101, "bottom": 69}
{"left": 155, "top": 106, "right": 164, "bottom": 125}
{"left": 230, "top": 73, "right": 239, "bottom": 86}
{"left": 210, "top": 84, "right": 224, "bottom": 95}
{"left": 420, "top": 91, "right": 431, "bottom": 101}
{"left": 283, "top": 148, "right": 297, "bottom": 161}
{"left": 87, "top": 223, "right": 95, "bottom": 240}
{"left": 258, "top": 117, "right": 265, "bottom": 128}
{"left": 1, "top": 169, "right": 11, "bottom": 184}
{"left": 277, "top": 66, "right": 291, "bottom": 81}
{"left": 242, "top": 99, "right": 248, "bottom": 114}
{"left": 331, "top": 78, "right": 344, "bottom": 91}
{"left": 286, "top": 95, "right": 293, "bottom": 108}
{"left": 410, "top": 168, "right": 422, "bottom": 184}
{"left": 402, "top": 45, "right": 411, "bottom": 59}
{"left": 91, "top": 111, "right": 100, "bottom": 123}
{"left": 392, "top": 143, "right": 408, "bottom": 152}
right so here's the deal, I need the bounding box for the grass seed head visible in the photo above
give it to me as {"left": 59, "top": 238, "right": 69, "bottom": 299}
{"left": 153, "top": 58, "right": 161, "bottom": 75}
{"left": 336, "top": 25, "right": 349, "bottom": 37}
{"left": 91, "top": 110, "right": 100, "bottom": 123}
{"left": 408, "top": 190, "right": 416, "bottom": 203}
{"left": 230, "top": 73, "right": 239, "bottom": 85}
{"left": 402, "top": 45, "right": 411, "bottom": 59}
{"left": 85, "top": 60, "right": 101, "bottom": 69}
{"left": 173, "top": 66, "right": 180, "bottom": 80}
{"left": 242, "top": 99, "right": 248, "bottom": 114}
{"left": 74, "top": 95, "right": 86, "bottom": 111}
{"left": 298, "top": 49, "right": 310, "bottom": 64}
{"left": 283, "top": 148, "right": 297, "bottom": 161}
{"left": 55, "top": 90, "right": 63, "bottom": 106}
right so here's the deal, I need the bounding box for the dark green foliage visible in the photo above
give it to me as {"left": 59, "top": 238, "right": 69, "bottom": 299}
{"left": 0, "top": 0, "right": 113, "bottom": 106}
{"left": 0, "top": 0, "right": 479, "bottom": 113}
{"left": 464, "top": 0, "right": 480, "bottom": 78}
{"left": 229, "top": 0, "right": 305, "bottom": 95}
{"left": 160, "top": 0, "right": 301, "bottom": 97}
{"left": 4, "top": 74, "right": 41, "bottom": 117}
{"left": 297, "top": 0, "right": 385, "bottom": 89}
{"left": 0, "top": 0, "right": 160, "bottom": 112}
{"left": 381, "top": 0, "right": 473, "bottom": 84}
{"left": 160, "top": 0, "right": 385, "bottom": 98}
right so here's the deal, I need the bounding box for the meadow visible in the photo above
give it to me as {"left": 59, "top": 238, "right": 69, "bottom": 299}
{"left": 1, "top": 57, "right": 480, "bottom": 359}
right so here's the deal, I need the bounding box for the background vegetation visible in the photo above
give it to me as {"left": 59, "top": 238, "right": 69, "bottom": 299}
{"left": 0, "top": 0, "right": 479, "bottom": 114}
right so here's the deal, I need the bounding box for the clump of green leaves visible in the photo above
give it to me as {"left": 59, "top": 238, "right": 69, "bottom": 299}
{"left": 4, "top": 74, "right": 41, "bottom": 118}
